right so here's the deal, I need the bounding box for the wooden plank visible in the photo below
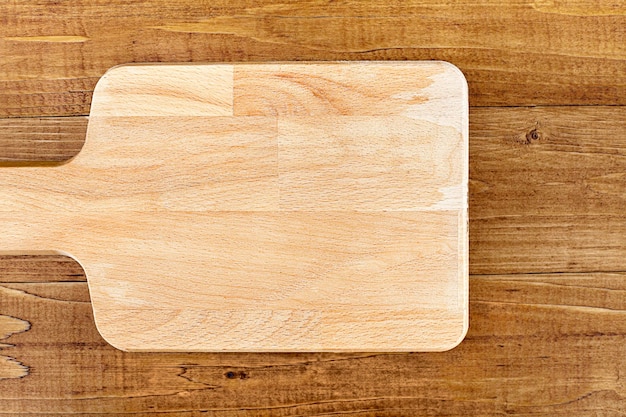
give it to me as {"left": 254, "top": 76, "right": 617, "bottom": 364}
{"left": 0, "top": 255, "right": 84, "bottom": 283}
{"left": 1, "top": 106, "right": 623, "bottom": 274}
{"left": 0, "top": 272, "right": 624, "bottom": 415}
{"left": 469, "top": 106, "right": 626, "bottom": 274}
{"left": 1, "top": 0, "right": 625, "bottom": 116}
{"left": 0, "top": 117, "right": 86, "bottom": 164}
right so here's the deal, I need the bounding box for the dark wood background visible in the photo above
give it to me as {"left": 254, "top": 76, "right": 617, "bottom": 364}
{"left": 1, "top": 1, "right": 625, "bottom": 415}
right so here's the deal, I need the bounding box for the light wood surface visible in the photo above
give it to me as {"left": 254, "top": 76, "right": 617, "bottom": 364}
{"left": 1, "top": 62, "right": 469, "bottom": 352}
{"left": 1, "top": 0, "right": 624, "bottom": 414}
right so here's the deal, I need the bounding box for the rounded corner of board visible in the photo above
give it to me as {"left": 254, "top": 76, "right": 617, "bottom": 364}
{"left": 94, "top": 64, "right": 130, "bottom": 87}
{"left": 448, "top": 324, "right": 470, "bottom": 352}
{"left": 88, "top": 304, "right": 133, "bottom": 352}
{"left": 91, "top": 320, "right": 133, "bottom": 352}
{"left": 437, "top": 61, "right": 468, "bottom": 86}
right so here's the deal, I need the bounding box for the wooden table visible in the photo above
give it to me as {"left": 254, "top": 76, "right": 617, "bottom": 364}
{"left": 1, "top": 1, "right": 625, "bottom": 415}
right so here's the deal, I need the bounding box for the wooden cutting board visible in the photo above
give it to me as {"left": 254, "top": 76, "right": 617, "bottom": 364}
{"left": 2, "top": 62, "right": 468, "bottom": 352}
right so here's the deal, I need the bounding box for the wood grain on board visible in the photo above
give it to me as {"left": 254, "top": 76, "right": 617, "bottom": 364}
{"left": 1, "top": 0, "right": 625, "bottom": 116}
{"left": 0, "top": 62, "right": 469, "bottom": 352}
{"left": 1, "top": 269, "right": 624, "bottom": 415}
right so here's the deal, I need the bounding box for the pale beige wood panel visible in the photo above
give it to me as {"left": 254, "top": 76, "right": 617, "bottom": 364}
{"left": 0, "top": 117, "right": 279, "bottom": 212}
{"left": 91, "top": 64, "right": 234, "bottom": 116}
{"left": 0, "top": 62, "right": 468, "bottom": 351}
{"left": 278, "top": 116, "right": 466, "bottom": 211}
{"left": 100, "top": 308, "right": 465, "bottom": 352}
{"left": 2, "top": 212, "right": 461, "bottom": 307}
{"left": 234, "top": 62, "right": 467, "bottom": 125}
{"left": 0, "top": 114, "right": 465, "bottom": 213}
{"left": 1, "top": 210, "right": 466, "bottom": 351}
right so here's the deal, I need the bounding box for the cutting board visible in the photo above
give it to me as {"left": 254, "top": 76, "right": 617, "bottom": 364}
{"left": 2, "top": 62, "right": 468, "bottom": 352}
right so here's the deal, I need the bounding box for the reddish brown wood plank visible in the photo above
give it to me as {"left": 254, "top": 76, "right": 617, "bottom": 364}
{"left": 0, "top": 117, "right": 86, "bottom": 164}
{"left": 469, "top": 106, "right": 626, "bottom": 274}
{"left": 0, "top": 255, "right": 85, "bottom": 283}
{"left": 0, "top": 273, "right": 624, "bottom": 415}
{"left": 1, "top": 0, "right": 625, "bottom": 116}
